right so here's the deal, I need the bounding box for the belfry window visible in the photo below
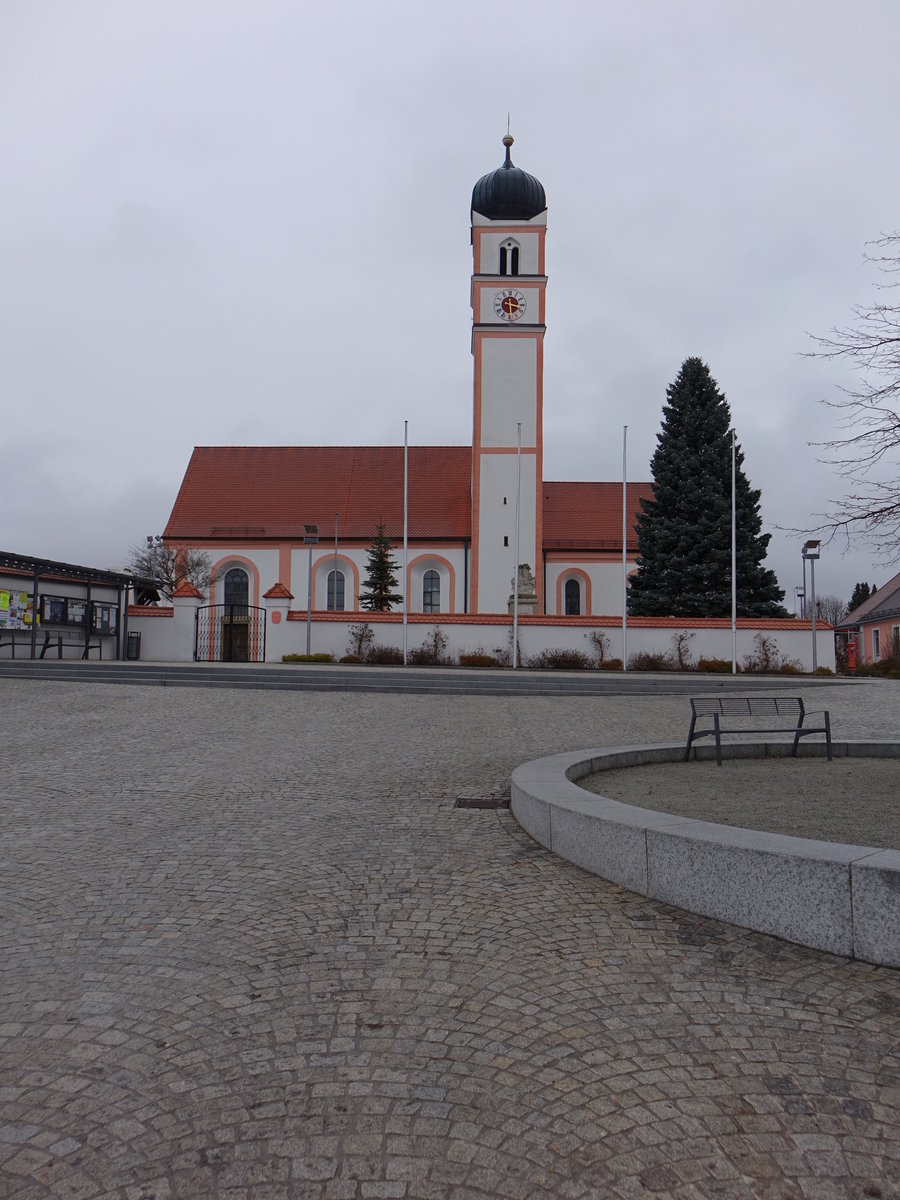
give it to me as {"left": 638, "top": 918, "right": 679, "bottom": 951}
{"left": 423, "top": 570, "right": 440, "bottom": 613}
{"left": 327, "top": 570, "right": 345, "bottom": 611}
{"left": 564, "top": 578, "right": 581, "bottom": 616}
{"left": 499, "top": 241, "right": 520, "bottom": 276}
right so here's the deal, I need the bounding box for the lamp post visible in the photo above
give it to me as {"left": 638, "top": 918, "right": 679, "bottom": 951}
{"left": 802, "top": 539, "right": 820, "bottom": 671}
{"left": 304, "top": 524, "right": 319, "bottom": 655}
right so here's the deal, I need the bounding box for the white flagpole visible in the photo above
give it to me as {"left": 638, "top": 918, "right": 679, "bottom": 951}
{"left": 622, "top": 425, "right": 628, "bottom": 671}
{"left": 731, "top": 428, "right": 737, "bottom": 674}
{"left": 513, "top": 421, "right": 522, "bottom": 669}
{"left": 403, "top": 420, "right": 409, "bottom": 666}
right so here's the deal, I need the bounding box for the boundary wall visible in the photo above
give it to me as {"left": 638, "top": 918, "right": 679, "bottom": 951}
{"left": 127, "top": 603, "right": 836, "bottom": 672}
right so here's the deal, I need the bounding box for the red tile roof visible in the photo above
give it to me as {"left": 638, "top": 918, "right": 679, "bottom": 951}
{"left": 164, "top": 446, "right": 652, "bottom": 549}
{"left": 263, "top": 582, "right": 294, "bottom": 600}
{"left": 165, "top": 446, "right": 472, "bottom": 542}
{"left": 543, "top": 482, "right": 652, "bottom": 551}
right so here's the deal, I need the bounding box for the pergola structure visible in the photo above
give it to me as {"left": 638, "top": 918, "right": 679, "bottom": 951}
{"left": 0, "top": 551, "right": 160, "bottom": 661}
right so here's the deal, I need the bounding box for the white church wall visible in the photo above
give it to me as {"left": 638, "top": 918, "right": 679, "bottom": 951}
{"left": 478, "top": 339, "right": 538, "bottom": 445}
{"left": 126, "top": 610, "right": 174, "bottom": 660}
{"left": 476, "top": 463, "right": 538, "bottom": 611}
{"left": 545, "top": 559, "right": 638, "bottom": 617}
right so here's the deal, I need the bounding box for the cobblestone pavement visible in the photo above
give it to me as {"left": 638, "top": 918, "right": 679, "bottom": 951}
{"left": 1, "top": 677, "right": 898, "bottom": 1200}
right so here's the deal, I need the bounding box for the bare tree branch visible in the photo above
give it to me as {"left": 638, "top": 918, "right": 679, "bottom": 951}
{"left": 804, "top": 232, "right": 900, "bottom": 562}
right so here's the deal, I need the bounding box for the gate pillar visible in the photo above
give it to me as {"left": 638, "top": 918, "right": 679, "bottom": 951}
{"left": 172, "top": 581, "right": 205, "bottom": 662}
{"left": 262, "top": 582, "right": 294, "bottom": 663}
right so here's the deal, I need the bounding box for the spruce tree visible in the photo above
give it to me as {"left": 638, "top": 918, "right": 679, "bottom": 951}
{"left": 359, "top": 524, "right": 403, "bottom": 611}
{"left": 628, "top": 357, "right": 786, "bottom": 617}
{"left": 847, "top": 581, "right": 872, "bottom": 614}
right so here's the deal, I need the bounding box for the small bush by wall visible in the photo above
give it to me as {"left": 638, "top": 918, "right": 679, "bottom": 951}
{"left": 282, "top": 652, "right": 335, "bottom": 663}
{"left": 366, "top": 644, "right": 405, "bottom": 665}
{"left": 407, "top": 627, "right": 451, "bottom": 666}
{"left": 742, "top": 633, "right": 802, "bottom": 674}
{"left": 459, "top": 651, "right": 504, "bottom": 668}
{"left": 627, "top": 651, "right": 675, "bottom": 672}
{"left": 528, "top": 647, "right": 595, "bottom": 670}
{"left": 696, "top": 657, "right": 734, "bottom": 673}
{"left": 855, "top": 654, "right": 900, "bottom": 679}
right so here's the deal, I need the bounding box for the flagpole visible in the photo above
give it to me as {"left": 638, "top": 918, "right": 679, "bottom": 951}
{"left": 622, "top": 425, "right": 628, "bottom": 672}
{"left": 403, "top": 420, "right": 409, "bottom": 666}
{"left": 513, "top": 421, "right": 522, "bottom": 669}
{"left": 731, "top": 428, "right": 737, "bottom": 674}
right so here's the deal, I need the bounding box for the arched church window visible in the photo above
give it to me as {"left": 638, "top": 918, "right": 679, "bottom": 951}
{"left": 564, "top": 577, "right": 581, "bottom": 616}
{"left": 327, "top": 570, "right": 345, "bottom": 611}
{"left": 423, "top": 570, "right": 440, "bottom": 614}
{"left": 499, "top": 241, "right": 520, "bottom": 277}
{"left": 224, "top": 567, "right": 249, "bottom": 616}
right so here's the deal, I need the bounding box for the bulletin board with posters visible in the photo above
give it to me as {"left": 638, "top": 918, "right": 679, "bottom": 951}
{"left": 0, "top": 590, "right": 39, "bottom": 630}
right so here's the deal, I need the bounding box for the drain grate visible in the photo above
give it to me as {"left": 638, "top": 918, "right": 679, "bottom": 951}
{"left": 455, "top": 787, "right": 511, "bottom": 810}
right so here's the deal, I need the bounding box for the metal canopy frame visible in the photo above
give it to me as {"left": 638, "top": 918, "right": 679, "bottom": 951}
{"left": 0, "top": 550, "right": 161, "bottom": 661}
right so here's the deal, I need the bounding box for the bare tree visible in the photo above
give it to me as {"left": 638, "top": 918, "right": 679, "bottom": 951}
{"left": 813, "top": 594, "right": 846, "bottom": 627}
{"left": 128, "top": 535, "right": 212, "bottom": 601}
{"left": 808, "top": 232, "right": 900, "bottom": 561}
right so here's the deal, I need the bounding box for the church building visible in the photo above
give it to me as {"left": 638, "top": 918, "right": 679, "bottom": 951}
{"left": 164, "top": 136, "right": 650, "bottom": 618}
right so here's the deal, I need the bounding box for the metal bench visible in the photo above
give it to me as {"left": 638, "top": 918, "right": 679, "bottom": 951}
{"left": 685, "top": 696, "right": 832, "bottom": 766}
{"left": 39, "top": 632, "right": 102, "bottom": 660}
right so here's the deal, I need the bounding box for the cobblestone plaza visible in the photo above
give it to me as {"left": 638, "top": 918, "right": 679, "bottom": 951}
{"left": 1, "top": 676, "right": 898, "bottom": 1199}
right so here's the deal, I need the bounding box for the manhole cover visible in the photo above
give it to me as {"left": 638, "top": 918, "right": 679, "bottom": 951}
{"left": 455, "top": 788, "right": 510, "bottom": 810}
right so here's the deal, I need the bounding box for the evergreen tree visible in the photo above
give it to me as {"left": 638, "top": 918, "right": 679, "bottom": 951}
{"left": 847, "top": 581, "right": 872, "bottom": 613}
{"left": 359, "top": 524, "right": 403, "bottom": 611}
{"left": 628, "top": 357, "right": 786, "bottom": 617}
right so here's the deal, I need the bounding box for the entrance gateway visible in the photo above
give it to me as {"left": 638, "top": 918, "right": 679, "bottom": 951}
{"left": 194, "top": 604, "right": 266, "bottom": 662}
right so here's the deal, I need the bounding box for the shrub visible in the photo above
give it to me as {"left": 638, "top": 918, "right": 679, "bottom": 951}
{"left": 339, "top": 654, "right": 360, "bottom": 665}
{"left": 528, "top": 647, "right": 594, "bottom": 670}
{"left": 282, "top": 652, "right": 334, "bottom": 663}
{"left": 459, "top": 651, "right": 504, "bottom": 668}
{"left": 814, "top": 665, "right": 835, "bottom": 676}
{"left": 366, "top": 644, "right": 404, "bottom": 665}
{"left": 407, "top": 627, "right": 450, "bottom": 666}
{"left": 670, "top": 631, "right": 695, "bottom": 671}
{"left": 346, "top": 623, "right": 374, "bottom": 661}
{"left": 597, "top": 656, "right": 623, "bottom": 671}
{"left": 696, "top": 657, "right": 734, "bottom": 673}
{"left": 627, "top": 651, "right": 675, "bottom": 671}
{"left": 742, "top": 634, "right": 802, "bottom": 675}
{"left": 856, "top": 654, "right": 900, "bottom": 679}
{"left": 586, "top": 629, "right": 611, "bottom": 664}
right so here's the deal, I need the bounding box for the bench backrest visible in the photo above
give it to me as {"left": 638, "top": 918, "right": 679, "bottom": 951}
{"left": 690, "top": 696, "right": 804, "bottom": 719}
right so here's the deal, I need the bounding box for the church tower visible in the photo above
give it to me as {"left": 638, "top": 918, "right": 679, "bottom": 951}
{"left": 470, "top": 135, "right": 547, "bottom": 613}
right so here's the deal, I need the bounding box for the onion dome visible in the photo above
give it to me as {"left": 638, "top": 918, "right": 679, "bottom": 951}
{"left": 471, "top": 134, "right": 546, "bottom": 221}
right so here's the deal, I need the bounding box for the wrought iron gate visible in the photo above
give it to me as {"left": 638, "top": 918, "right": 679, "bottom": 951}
{"left": 194, "top": 604, "right": 267, "bottom": 663}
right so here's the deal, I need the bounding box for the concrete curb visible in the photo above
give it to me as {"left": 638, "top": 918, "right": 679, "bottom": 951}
{"left": 511, "top": 740, "right": 900, "bottom": 967}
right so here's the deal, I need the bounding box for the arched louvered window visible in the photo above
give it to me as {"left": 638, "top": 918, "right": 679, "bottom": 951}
{"left": 327, "top": 570, "right": 345, "bottom": 611}
{"left": 564, "top": 577, "right": 581, "bottom": 616}
{"left": 423, "top": 570, "right": 440, "bottom": 614}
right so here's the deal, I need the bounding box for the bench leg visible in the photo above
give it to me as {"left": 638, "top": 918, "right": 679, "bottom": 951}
{"left": 714, "top": 713, "right": 723, "bottom": 767}
{"left": 791, "top": 716, "right": 803, "bottom": 757}
{"left": 684, "top": 715, "right": 697, "bottom": 761}
{"left": 824, "top": 711, "right": 832, "bottom": 762}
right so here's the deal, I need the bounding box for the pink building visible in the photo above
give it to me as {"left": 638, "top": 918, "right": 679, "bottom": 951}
{"left": 838, "top": 570, "right": 900, "bottom": 665}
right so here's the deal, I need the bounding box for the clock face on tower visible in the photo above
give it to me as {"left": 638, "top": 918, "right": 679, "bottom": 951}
{"left": 494, "top": 289, "right": 526, "bottom": 322}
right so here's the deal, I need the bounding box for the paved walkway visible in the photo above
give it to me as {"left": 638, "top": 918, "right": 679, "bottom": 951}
{"left": 1, "top": 676, "right": 898, "bottom": 1199}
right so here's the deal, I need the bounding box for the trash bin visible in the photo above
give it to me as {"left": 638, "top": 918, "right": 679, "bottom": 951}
{"left": 126, "top": 631, "right": 141, "bottom": 660}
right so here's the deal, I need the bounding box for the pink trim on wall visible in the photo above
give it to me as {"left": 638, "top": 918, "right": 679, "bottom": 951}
{"left": 555, "top": 568, "right": 592, "bottom": 617}
{"left": 407, "top": 553, "right": 457, "bottom": 614}
{"left": 312, "top": 552, "right": 361, "bottom": 613}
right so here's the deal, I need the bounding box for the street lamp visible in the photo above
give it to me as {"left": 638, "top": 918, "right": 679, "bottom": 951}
{"left": 304, "top": 524, "right": 319, "bottom": 655}
{"left": 802, "top": 540, "right": 821, "bottom": 671}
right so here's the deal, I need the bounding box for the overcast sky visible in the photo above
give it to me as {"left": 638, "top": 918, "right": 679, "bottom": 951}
{"left": 3, "top": 0, "right": 899, "bottom": 609}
